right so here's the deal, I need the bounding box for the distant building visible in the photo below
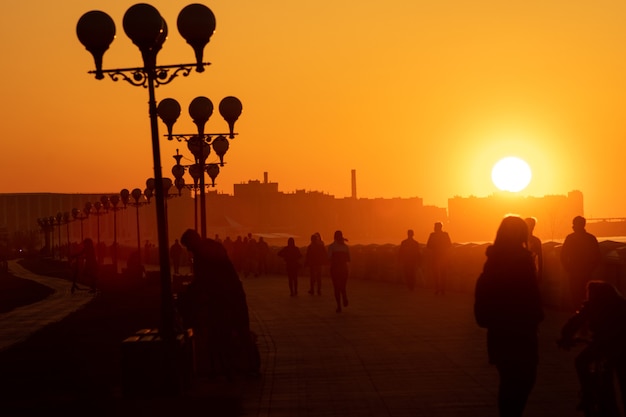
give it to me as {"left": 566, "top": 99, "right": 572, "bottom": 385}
{"left": 448, "top": 190, "right": 584, "bottom": 243}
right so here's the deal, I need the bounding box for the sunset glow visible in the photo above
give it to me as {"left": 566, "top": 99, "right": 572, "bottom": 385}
{"left": 1, "top": 1, "right": 626, "bottom": 217}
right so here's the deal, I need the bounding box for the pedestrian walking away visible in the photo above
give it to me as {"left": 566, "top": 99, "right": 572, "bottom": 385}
{"left": 398, "top": 229, "right": 421, "bottom": 290}
{"left": 560, "top": 216, "right": 601, "bottom": 311}
{"left": 426, "top": 221, "right": 452, "bottom": 295}
{"left": 170, "top": 239, "right": 183, "bottom": 275}
{"left": 278, "top": 237, "right": 303, "bottom": 296}
{"left": 328, "top": 230, "right": 350, "bottom": 313}
{"left": 305, "top": 232, "right": 326, "bottom": 295}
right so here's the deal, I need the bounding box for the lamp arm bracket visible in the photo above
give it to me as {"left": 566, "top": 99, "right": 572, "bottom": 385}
{"left": 88, "top": 62, "right": 211, "bottom": 88}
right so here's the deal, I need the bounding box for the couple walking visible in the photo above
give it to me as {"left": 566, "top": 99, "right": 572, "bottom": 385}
{"left": 278, "top": 230, "right": 351, "bottom": 313}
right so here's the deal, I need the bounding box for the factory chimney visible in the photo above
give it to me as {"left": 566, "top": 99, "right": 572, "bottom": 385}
{"left": 351, "top": 169, "right": 357, "bottom": 199}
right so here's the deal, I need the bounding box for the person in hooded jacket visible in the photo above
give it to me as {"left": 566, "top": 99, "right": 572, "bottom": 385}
{"left": 474, "top": 215, "right": 544, "bottom": 417}
{"left": 179, "top": 229, "right": 258, "bottom": 376}
{"left": 558, "top": 281, "right": 626, "bottom": 416}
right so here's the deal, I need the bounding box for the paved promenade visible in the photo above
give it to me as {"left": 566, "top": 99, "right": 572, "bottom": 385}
{"left": 0, "top": 262, "right": 94, "bottom": 352}
{"left": 4, "top": 261, "right": 583, "bottom": 416}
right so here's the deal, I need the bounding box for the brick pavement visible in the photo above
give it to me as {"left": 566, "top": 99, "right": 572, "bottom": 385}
{"left": 237, "top": 275, "right": 581, "bottom": 417}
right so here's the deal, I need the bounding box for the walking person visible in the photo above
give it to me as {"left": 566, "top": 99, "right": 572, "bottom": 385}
{"left": 305, "top": 233, "right": 326, "bottom": 295}
{"left": 243, "top": 233, "right": 259, "bottom": 277}
{"left": 278, "top": 237, "right": 303, "bottom": 296}
{"left": 398, "top": 229, "right": 421, "bottom": 290}
{"left": 256, "top": 237, "right": 269, "bottom": 276}
{"left": 525, "top": 217, "right": 543, "bottom": 283}
{"left": 328, "top": 230, "right": 350, "bottom": 313}
{"left": 426, "top": 222, "right": 452, "bottom": 295}
{"left": 560, "top": 216, "right": 602, "bottom": 311}
{"left": 169, "top": 238, "right": 183, "bottom": 275}
{"left": 474, "top": 215, "right": 544, "bottom": 417}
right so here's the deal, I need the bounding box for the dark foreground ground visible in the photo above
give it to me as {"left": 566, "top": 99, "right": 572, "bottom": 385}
{"left": 0, "top": 271, "right": 53, "bottom": 314}
{"left": 0, "top": 259, "right": 163, "bottom": 417}
{"left": 0, "top": 257, "right": 589, "bottom": 417}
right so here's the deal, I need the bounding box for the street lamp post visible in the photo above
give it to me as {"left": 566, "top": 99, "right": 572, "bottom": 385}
{"left": 71, "top": 203, "right": 91, "bottom": 242}
{"left": 120, "top": 188, "right": 151, "bottom": 267}
{"left": 77, "top": 3, "right": 219, "bottom": 344}
{"left": 158, "top": 95, "right": 242, "bottom": 238}
{"left": 55, "top": 213, "right": 63, "bottom": 259}
{"left": 48, "top": 216, "right": 57, "bottom": 258}
{"left": 37, "top": 218, "right": 53, "bottom": 256}
{"left": 100, "top": 194, "right": 125, "bottom": 274}
{"left": 92, "top": 201, "right": 107, "bottom": 265}
{"left": 55, "top": 212, "right": 72, "bottom": 260}
{"left": 171, "top": 149, "right": 220, "bottom": 235}
{"left": 63, "top": 212, "right": 71, "bottom": 259}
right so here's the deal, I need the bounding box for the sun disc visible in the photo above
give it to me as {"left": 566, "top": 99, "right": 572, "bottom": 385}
{"left": 491, "top": 157, "right": 532, "bottom": 192}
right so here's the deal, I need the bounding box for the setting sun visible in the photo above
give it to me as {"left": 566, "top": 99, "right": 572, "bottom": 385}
{"left": 491, "top": 157, "right": 532, "bottom": 192}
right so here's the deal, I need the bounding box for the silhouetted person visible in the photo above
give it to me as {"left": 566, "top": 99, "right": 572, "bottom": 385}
{"left": 232, "top": 236, "right": 245, "bottom": 273}
{"left": 426, "top": 222, "right": 452, "bottom": 295}
{"left": 71, "top": 238, "right": 98, "bottom": 294}
{"left": 222, "top": 236, "right": 234, "bottom": 260}
{"left": 558, "top": 281, "right": 626, "bottom": 416}
{"left": 328, "top": 230, "right": 350, "bottom": 313}
{"left": 244, "top": 233, "right": 259, "bottom": 277}
{"left": 256, "top": 237, "right": 269, "bottom": 276}
{"left": 474, "top": 215, "right": 544, "bottom": 417}
{"left": 525, "top": 217, "right": 543, "bottom": 283}
{"left": 305, "top": 233, "right": 326, "bottom": 295}
{"left": 169, "top": 239, "right": 183, "bottom": 275}
{"left": 179, "top": 229, "right": 258, "bottom": 376}
{"left": 278, "top": 237, "right": 303, "bottom": 296}
{"left": 398, "top": 229, "right": 422, "bottom": 290}
{"left": 560, "top": 216, "right": 601, "bottom": 311}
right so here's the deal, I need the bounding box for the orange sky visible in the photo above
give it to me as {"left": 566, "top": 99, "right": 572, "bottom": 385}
{"left": 2, "top": 1, "right": 626, "bottom": 218}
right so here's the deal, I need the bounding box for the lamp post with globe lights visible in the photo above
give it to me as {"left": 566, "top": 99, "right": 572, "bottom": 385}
{"left": 72, "top": 203, "right": 91, "bottom": 242}
{"left": 101, "top": 194, "right": 124, "bottom": 273}
{"left": 62, "top": 212, "right": 71, "bottom": 259}
{"left": 171, "top": 149, "right": 220, "bottom": 234}
{"left": 55, "top": 213, "right": 64, "bottom": 259}
{"left": 55, "top": 212, "right": 71, "bottom": 260}
{"left": 37, "top": 217, "right": 54, "bottom": 257}
{"left": 158, "top": 95, "right": 242, "bottom": 239}
{"left": 42, "top": 216, "right": 57, "bottom": 258}
{"left": 121, "top": 187, "right": 152, "bottom": 267}
{"left": 77, "top": 3, "right": 221, "bottom": 343}
{"left": 91, "top": 200, "right": 107, "bottom": 265}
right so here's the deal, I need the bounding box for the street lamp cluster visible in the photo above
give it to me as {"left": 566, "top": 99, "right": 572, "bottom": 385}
{"left": 76, "top": 3, "right": 243, "bottom": 359}
{"left": 159, "top": 95, "right": 242, "bottom": 239}
{"left": 37, "top": 213, "right": 70, "bottom": 259}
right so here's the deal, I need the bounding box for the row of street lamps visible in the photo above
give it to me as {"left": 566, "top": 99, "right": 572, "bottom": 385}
{"left": 37, "top": 186, "right": 154, "bottom": 267}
